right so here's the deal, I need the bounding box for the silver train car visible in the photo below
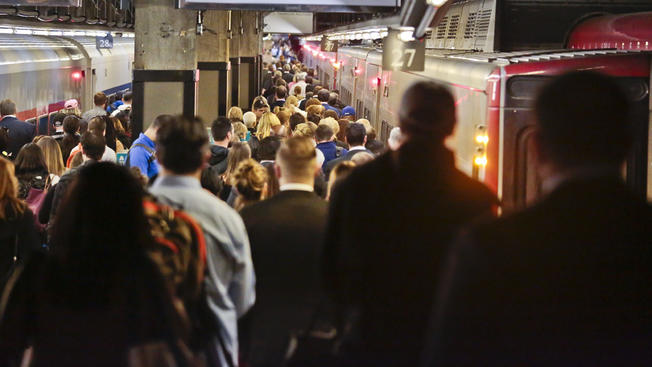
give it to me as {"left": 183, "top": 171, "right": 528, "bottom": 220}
{"left": 0, "top": 33, "right": 134, "bottom": 134}
{"left": 303, "top": 18, "right": 651, "bottom": 210}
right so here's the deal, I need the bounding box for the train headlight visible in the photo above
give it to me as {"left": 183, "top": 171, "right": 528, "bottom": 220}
{"left": 474, "top": 155, "right": 487, "bottom": 166}
{"left": 71, "top": 71, "right": 83, "bottom": 80}
{"left": 475, "top": 135, "right": 489, "bottom": 144}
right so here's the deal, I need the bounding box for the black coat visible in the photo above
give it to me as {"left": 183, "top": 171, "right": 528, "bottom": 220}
{"left": 240, "top": 190, "right": 328, "bottom": 367}
{"left": 324, "top": 148, "right": 374, "bottom": 179}
{"left": 423, "top": 176, "right": 652, "bottom": 367}
{"left": 0, "top": 117, "right": 34, "bottom": 159}
{"left": 322, "top": 141, "right": 497, "bottom": 366}
{"left": 0, "top": 205, "right": 40, "bottom": 280}
{"left": 208, "top": 145, "right": 229, "bottom": 176}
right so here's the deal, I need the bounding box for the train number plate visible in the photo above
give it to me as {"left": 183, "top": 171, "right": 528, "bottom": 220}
{"left": 96, "top": 33, "right": 114, "bottom": 50}
{"left": 382, "top": 29, "right": 425, "bottom": 72}
{"left": 321, "top": 37, "right": 338, "bottom": 53}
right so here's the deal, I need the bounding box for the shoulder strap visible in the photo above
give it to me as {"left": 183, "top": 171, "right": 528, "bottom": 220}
{"left": 130, "top": 143, "right": 156, "bottom": 164}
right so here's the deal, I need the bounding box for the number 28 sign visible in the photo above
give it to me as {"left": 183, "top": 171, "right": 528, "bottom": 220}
{"left": 382, "top": 29, "right": 425, "bottom": 72}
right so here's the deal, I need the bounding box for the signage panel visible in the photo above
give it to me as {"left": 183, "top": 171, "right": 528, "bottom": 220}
{"left": 96, "top": 33, "right": 114, "bottom": 50}
{"left": 321, "top": 37, "right": 338, "bottom": 52}
{"left": 0, "top": 0, "right": 81, "bottom": 5}
{"left": 178, "top": 0, "right": 399, "bottom": 12}
{"left": 382, "top": 29, "right": 425, "bottom": 72}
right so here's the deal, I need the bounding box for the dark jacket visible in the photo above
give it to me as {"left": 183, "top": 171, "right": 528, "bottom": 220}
{"left": 322, "top": 141, "right": 497, "bottom": 366}
{"left": 270, "top": 99, "right": 286, "bottom": 111}
{"left": 324, "top": 148, "right": 374, "bottom": 179}
{"left": 423, "top": 176, "right": 652, "bottom": 367}
{"left": 282, "top": 72, "right": 294, "bottom": 84}
{"left": 16, "top": 171, "right": 48, "bottom": 200}
{"left": 317, "top": 141, "right": 346, "bottom": 168}
{"left": 0, "top": 117, "right": 34, "bottom": 159}
{"left": 208, "top": 145, "right": 229, "bottom": 175}
{"left": 0, "top": 205, "right": 40, "bottom": 279}
{"left": 0, "top": 251, "right": 183, "bottom": 366}
{"left": 240, "top": 190, "right": 328, "bottom": 367}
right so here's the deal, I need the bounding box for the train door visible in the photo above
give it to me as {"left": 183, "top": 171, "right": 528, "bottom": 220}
{"left": 364, "top": 63, "right": 382, "bottom": 126}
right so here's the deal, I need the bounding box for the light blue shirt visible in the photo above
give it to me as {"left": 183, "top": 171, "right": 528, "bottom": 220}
{"left": 150, "top": 175, "right": 255, "bottom": 366}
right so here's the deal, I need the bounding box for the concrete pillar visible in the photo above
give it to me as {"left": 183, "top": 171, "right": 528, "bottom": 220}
{"left": 196, "top": 10, "right": 231, "bottom": 124}
{"left": 229, "top": 11, "right": 242, "bottom": 109}
{"left": 133, "top": 0, "right": 197, "bottom": 135}
{"left": 232, "top": 11, "right": 263, "bottom": 110}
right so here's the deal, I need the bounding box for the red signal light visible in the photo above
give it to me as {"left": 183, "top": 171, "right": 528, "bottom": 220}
{"left": 372, "top": 77, "right": 380, "bottom": 87}
{"left": 72, "top": 71, "right": 83, "bottom": 80}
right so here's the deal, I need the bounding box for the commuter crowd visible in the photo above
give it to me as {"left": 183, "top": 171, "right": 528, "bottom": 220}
{"left": 0, "top": 56, "right": 650, "bottom": 367}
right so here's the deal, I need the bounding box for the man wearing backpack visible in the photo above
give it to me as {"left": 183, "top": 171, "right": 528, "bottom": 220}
{"left": 127, "top": 114, "right": 172, "bottom": 180}
{"left": 150, "top": 115, "right": 255, "bottom": 367}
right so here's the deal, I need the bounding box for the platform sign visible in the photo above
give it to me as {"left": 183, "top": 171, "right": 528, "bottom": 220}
{"left": 116, "top": 152, "right": 128, "bottom": 166}
{"left": 382, "top": 29, "right": 425, "bottom": 72}
{"left": 96, "top": 33, "right": 113, "bottom": 50}
{"left": 321, "top": 37, "right": 338, "bottom": 52}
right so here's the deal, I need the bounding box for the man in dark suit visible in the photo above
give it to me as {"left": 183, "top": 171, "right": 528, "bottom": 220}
{"left": 240, "top": 137, "right": 328, "bottom": 367}
{"left": 324, "top": 122, "right": 373, "bottom": 178}
{"left": 422, "top": 71, "right": 652, "bottom": 366}
{"left": 322, "top": 81, "right": 497, "bottom": 367}
{"left": 0, "top": 99, "right": 35, "bottom": 159}
{"left": 270, "top": 85, "right": 287, "bottom": 111}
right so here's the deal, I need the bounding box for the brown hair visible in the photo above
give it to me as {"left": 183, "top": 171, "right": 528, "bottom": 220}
{"left": 276, "top": 137, "right": 317, "bottom": 180}
{"left": 0, "top": 158, "right": 26, "bottom": 220}
{"left": 305, "top": 98, "right": 321, "bottom": 109}
{"left": 93, "top": 92, "right": 108, "bottom": 107}
{"left": 327, "top": 160, "right": 356, "bottom": 200}
{"left": 225, "top": 142, "right": 252, "bottom": 185}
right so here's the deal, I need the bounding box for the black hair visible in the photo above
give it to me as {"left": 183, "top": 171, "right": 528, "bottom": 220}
{"left": 102, "top": 115, "right": 117, "bottom": 152}
{"left": 123, "top": 92, "right": 133, "bottom": 102}
{"left": 200, "top": 167, "right": 223, "bottom": 197}
{"left": 399, "top": 81, "right": 456, "bottom": 140}
{"left": 317, "top": 89, "right": 330, "bottom": 102}
{"left": 49, "top": 162, "right": 154, "bottom": 298}
{"left": 50, "top": 112, "right": 67, "bottom": 129}
{"left": 346, "top": 123, "right": 366, "bottom": 146}
{"left": 81, "top": 132, "right": 106, "bottom": 161}
{"left": 289, "top": 113, "right": 306, "bottom": 132}
{"left": 156, "top": 115, "right": 208, "bottom": 174}
{"left": 315, "top": 124, "right": 333, "bottom": 142}
{"left": 211, "top": 117, "right": 233, "bottom": 142}
{"left": 150, "top": 114, "right": 174, "bottom": 129}
{"left": 258, "top": 136, "right": 282, "bottom": 161}
{"left": 307, "top": 113, "right": 321, "bottom": 124}
{"left": 535, "top": 71, "right": 632, "bottom": 168}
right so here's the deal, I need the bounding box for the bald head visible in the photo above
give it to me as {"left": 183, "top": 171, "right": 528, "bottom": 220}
{"left": 399, "top": 81, "right": 456, "bottom": 141}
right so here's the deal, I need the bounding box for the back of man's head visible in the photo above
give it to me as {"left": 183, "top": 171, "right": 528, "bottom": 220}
{"left": 94, "top": 92, "right": 108, "bottom": 107}
{"left": 149, "top": 114, "right": 174, "bottom": 131}
{"left": 259, "top": 135, "right": 282, "bottom": 161}
{"left": 0, "top": 99, "right": 17, "bottom": 116}
{"left": 317, "top": 89, "right": 330, "bottom": 102}
{"left": 276, "top": 85, "right": 288, "bottom": 100}
{"left": 88, "top": 116, "right": 107, "bottom": 136}
{"left": 276, "top": 137, "right": 317, "bottom": 181}
{"left": 123, "top": 92, "right": 133, "bottom": 103}
{"left": 81, "top": 131, "right": 105, "bottom": 161}
{"left": 315, "top": 124, "right": 334, "bottom": 142}
{"left": 535, "top": 71, "right": 632, "bottom": 170}
{"left": 211, "top": 116, "right": 233, "bottom": 142}
{"left": 289, "top": 113, "right": 306, "bottom": 132}
{"left": 346, "top": 123, "right": 367, "bottom": 147}
{"left": 63, "top": 115, "right": 80, "bottom": 134}
{"left": 243, "top": 111, "right": 257, "bottom": 129}
{"left": 399, "top": 81, "right": 456, "bottom": 141}
{"left": 156, "top": 115, "right": 209, "bottom": 174}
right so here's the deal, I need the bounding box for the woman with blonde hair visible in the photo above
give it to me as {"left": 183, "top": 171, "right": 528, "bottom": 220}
{"left": 35, "top": 136, "right": 65, "bottom": 184}
{"left": 0, "top": 158, "right": 40, "bottom": 273}
{"left": 255, "top": 112, "right": 283, "bottom": 141}
{"left": 231, "top": 158, "right": 268, "bottom": 211}
{"left": 327, "top": 160, "right": 356, "bottom": 200}
{"left": 284, "top": 95, "right": 307, "bottom": 117}
{"left": 228, "top": 106, "right": 244, "bottom": 123}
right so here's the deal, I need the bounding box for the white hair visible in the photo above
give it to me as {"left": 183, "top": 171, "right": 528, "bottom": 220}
{"left": 388, "top": 127, "right": 403, "bottom": 151}
{"left": 243, "top": 111, "right": 257, "bottom": 128}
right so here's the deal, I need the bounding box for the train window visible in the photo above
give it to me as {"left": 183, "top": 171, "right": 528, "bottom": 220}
{"left": 507, "top": 76, "right": 549, "bottom": 101}
{"left": 616, "top": 78, "right": 649, "bottom": 102}
{"left": 381, "top": 120, "right": 394, "bottom": 142}
{"left": 515, "top": 126, "right": 542, "bottom": 208}
{"left": 356, "top": 100, "right": 363, "bottom": 117}
{"left": 364, "top": 107, "right": 370, "bottom": 119}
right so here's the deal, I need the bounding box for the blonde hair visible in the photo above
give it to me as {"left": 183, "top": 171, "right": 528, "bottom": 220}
{"left": 319, "top": 117, "right": 340, "bottom": 136}
{"left": 232, "top": 158, "right": 268, "bottom": 211}
{"left": 356, "top": 118, "right": 372, "bottom": 134}
{"left": 285, "top": 95, "right": 299, "bottom": 111}
{"left": 306, "top": 104, "right": 324, "bottom": 116}
{"left": 36, "top": 136, "right": 65, "bottom": 177}
{"left": 276, "top": 109, "right": 291, "bottom": 127}
{"left": 256, "top": 112, "right": 281, "bottom": 140}
{"left": 327, "top": 160, "right": 356, "bottom": 200}
{"left": 0, "top": 158, "right": 25, "bottom": 220}
{"left": 232, "top": 122, "right": 248, "bottom": 141}
{"left": 228, "top": 106, "right": 244, "bottom": 122}
{"left": 292, "top": 123, "right": 316, "bottom": 138}
{"left": 276, "top": 137, "right": 317, "bottom": 180}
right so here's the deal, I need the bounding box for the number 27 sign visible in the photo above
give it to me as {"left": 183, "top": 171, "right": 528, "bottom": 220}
{"left": 382, "top": 29, "right": 425, "bottom": 72}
